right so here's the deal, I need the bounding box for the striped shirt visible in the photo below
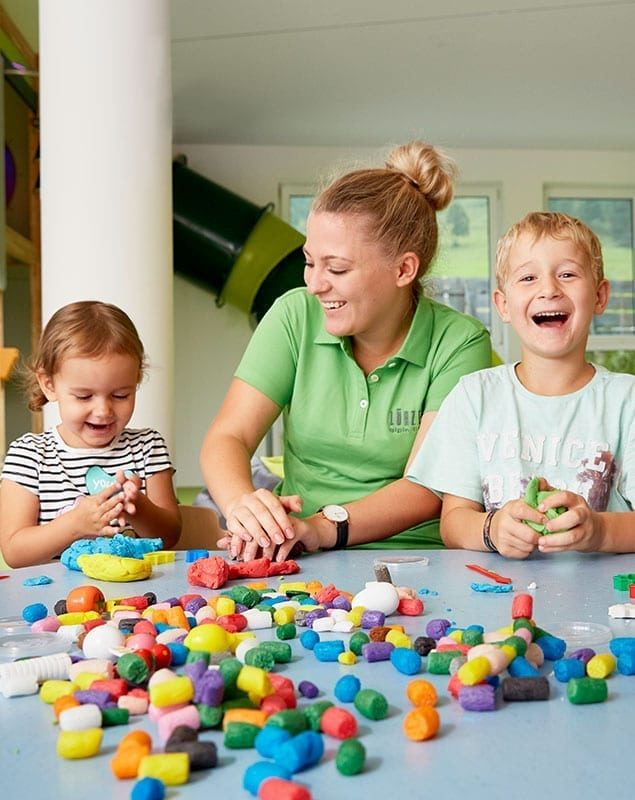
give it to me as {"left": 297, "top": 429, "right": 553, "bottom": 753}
{"left": 1, "top": 427, "right": 173, "bottom": 525}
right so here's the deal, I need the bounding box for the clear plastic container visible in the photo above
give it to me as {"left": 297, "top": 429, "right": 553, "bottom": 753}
{"left": 373, "top": 555, "right": 429, "bottom": 585}
{"left": 548, "top": 620, "right": 612, "bottom": 649}
{"left": 0, "top": 631, "right": 72, "bottom": 662}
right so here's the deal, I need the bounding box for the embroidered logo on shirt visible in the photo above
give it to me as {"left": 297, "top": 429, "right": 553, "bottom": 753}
{"left": 387, "top": 408, "right": 422, "bottom": 433}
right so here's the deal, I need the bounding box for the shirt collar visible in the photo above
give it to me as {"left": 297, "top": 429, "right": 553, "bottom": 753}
{"left": 313, "top": 296, "right": 433, "bottom": 366}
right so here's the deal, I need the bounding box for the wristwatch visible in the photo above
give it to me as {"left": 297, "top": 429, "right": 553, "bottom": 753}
{"left": 320, "top": 504, "right": 350, "bottom": 550}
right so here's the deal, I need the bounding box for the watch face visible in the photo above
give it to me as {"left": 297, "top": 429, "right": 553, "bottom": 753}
{"left": 322, "top": 504, "right": 348, "bottom": 522}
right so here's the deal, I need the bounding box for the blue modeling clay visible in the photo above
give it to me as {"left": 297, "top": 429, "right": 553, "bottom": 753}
{"left": 60, "top": 533, "right": 163, "bottom": 571}
{"left": 85, "top": 465, "right": 135, "bottom": 496}
{"left": 470, "top": 582, "right": 514, "bottom": 593}
{"left": 417, "top": 587, "right": 439, "bottom": 597}
{"left": 22, "top": 575, "right": 54, "bottom": 586}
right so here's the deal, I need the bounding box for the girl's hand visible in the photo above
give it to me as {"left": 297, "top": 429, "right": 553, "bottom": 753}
{"left": 537, "top": 490, "right": 599, "bottom": 552}
{"left": 71, "top": 485, "right": 125, "bottom": 537}
{"left": 490, "top": 499, "right": 542, "bottom": 559}
{"left": 116, "top": 471, "right": 143, "bottom": 520}
{"left": 225, "top": 490, "right": 303, "bottom": 554}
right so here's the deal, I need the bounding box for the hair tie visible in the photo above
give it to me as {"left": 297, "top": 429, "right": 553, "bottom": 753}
{"left": 404, "top": 173, "right": 420, "bottom": 191}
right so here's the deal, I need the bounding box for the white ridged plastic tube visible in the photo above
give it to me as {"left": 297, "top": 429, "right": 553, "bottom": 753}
{"left": 0, "top": 652, "right": 71, "bottom": 685}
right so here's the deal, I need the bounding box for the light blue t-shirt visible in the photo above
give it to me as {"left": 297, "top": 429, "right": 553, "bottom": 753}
{"left": 407, "top": 364, "right": 635, "bottom": 512}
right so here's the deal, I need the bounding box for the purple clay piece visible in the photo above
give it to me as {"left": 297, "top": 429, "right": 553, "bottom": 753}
{"left": 332, "top": 595, "right": 352, "bottom": 611}
{"left": 426, "top": 618, "right": 451, "bottom": 640}
{"left": 361, "top": 641, "right": 394, "bottom": 662}
{"left": 458, "top": 683, "right": 497, "bottom": 712}
{"left": 298, "top": 680, "right": 319, "bottom": 699}
{"left": 361, "top": 610, "right": 385, "bottom": 629}
{"left": 73, "top": 689, "right": 112, "bottom": 709}
{"left": 569, "top": 647, "right": 596, "bottom": 665}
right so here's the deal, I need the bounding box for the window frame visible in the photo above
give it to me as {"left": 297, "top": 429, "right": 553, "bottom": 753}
{"left": 544, "top": 183, "right": 635, "bottom": 351}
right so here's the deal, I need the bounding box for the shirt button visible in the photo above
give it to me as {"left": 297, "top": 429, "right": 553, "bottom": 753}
{"left": 360, "top": 399, "right": 369, "bottom": 409}
{"left": 388, "top": 362, "right": 396, "bottom": 368}
{"left": 369, "top": 374, "right": 379, "bottom": 383}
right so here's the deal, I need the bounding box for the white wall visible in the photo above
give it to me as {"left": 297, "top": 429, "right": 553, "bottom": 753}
{"left": 172, "top": 144, "right": 635, "bottom": 487}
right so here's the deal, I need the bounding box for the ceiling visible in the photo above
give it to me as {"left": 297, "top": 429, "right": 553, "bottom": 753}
{"left": 10, "top": 0, "right": 635, "bottom": 150}
{"left": 171, "top": 0, "right": 635, "bottom": 149}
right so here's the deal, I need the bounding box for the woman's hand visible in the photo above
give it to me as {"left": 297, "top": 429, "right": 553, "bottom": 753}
{"left": 536, "top": 490, "right": 599, "bottom": 553}
{"left": 221, "top": 491, "right": 302, "bottom": 560}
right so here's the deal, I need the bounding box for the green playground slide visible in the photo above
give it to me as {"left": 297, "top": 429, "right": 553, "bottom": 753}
{"left": 172, "top": 158, "right": 306, "bottom": 322}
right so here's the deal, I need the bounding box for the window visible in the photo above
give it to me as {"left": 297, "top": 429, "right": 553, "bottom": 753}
{"left": 432, "top": 186, "right": 501, "bottom": 351}
{"left": 545, "top": 186, "right": 635, "bottom": 373}
{"left": 279, "top": 182, "right": 504, "bottom": 355}
{"left": 279, "top": 184, "right": 315, "bottom": 235}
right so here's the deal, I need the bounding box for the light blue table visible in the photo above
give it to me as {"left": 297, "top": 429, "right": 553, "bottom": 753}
{"left": 1, "top": 549, "right": 634, "bottom": 799}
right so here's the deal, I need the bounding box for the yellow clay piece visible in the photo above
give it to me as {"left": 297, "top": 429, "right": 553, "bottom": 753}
{"left": 347, "top": 607, "right": 366, "bottom": 626}
{"left": 143, "top": 550, "right": 175, "bottom": 564}
{"left": 57, "top": 611, "right": 101, "bottom": 626}
{"left": 73, "top": 672, "right": 107, "bottom": 690}
{"left": 138, "top": 753, "right": 190, "bottom": 785}
{"left": 108, "top": 603, "right": 136, "bottom": 613}
{"left": 57, "top": 728, "right": 103, "bottom": 759}
{"left": 215, "top": 596, "right": 236, "bottom": 616}
{"left": 273, "top": 607, "right": 296, "bottom": 625}
{"left": 338, "top": 651, "right": 357, "bottom": 665}
{"left": 77, "top": 554, "right": 152, "bottom": 582}
{"left": 386, "top": 631, "right": 411, "bottom": 648}
{"left": 149, "top": 675, "right": 195, "bottom": 707}
{"left": 586, "top": 653, "right": 616, "bottom": 679}
{"left": 278, "top": 582, "right": 308, "bottom": 593}
{"left": 458, "top": 656, "right": 491, "bottom": 686}
{"left": 236, "top": 664, "right": 272, "bottom": 699}
{"left": 499, "top": 644, "right": 518, "bottom": 661}
{"left": 40, "top": 680, "right": 76, "bottom": 704}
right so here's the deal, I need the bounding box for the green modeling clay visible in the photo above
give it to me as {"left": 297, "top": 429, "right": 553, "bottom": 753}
{"left": 523, "top": 476, "right": 567, "bottom": 535}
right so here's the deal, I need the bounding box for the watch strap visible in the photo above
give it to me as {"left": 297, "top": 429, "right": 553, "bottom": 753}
{"left": 332, "top": 518, "right": 349, "bottom": 550}
{"left": 319, "top": 507, "right": 349, "bottom": 550}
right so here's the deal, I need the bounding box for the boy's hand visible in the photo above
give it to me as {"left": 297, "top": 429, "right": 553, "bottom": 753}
{"left": 536, "top": 490, "right": 599, "bottom": 552}
{"left": 490, "top": 499, "right": 543, "bottom": 558}
{"left": 71, "top": 485, "right": 125, "bottom": 537}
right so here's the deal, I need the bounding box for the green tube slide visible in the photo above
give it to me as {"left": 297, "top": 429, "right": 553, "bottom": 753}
{"left": 172, "top": 159, "right": 306, "bottom": 321}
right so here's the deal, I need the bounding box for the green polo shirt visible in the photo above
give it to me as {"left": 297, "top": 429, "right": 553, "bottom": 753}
{"left": 235, "top": 288, "right": 491, "bottom": 547}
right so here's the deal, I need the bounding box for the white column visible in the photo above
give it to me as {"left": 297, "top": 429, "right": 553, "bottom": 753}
{"left": 38, "top": 0, "right": 174, "bottom": 452}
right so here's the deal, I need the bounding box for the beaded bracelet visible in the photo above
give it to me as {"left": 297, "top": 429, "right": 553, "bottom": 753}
{"left": 482, "top": 509, "right": 499, "bottom": 553}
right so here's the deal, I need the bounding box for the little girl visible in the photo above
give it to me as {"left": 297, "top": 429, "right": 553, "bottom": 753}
{"left": 0, "top": 301, "right": 181, "bottom": 567}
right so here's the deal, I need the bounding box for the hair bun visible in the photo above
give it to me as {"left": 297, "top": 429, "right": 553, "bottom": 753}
{"left": 385, "top": 140, "right": 457, "bottom": 211}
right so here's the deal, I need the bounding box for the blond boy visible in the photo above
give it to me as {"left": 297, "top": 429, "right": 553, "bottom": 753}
{"left": 407, "top": 211, "right": 635, "bottom": 557}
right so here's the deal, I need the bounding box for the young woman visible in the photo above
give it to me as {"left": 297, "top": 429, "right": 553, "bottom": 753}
{"left": 200, "top": 141, "right": 491, "bottom": 561}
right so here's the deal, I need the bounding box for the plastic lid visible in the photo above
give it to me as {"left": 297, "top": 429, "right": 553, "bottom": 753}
{"left": 0, "top": 632, "right": 72, "bottom": 661}
{"left": 374, "top": 556, "right": 430, "bottom": 567}
{"left": 0, "top": 615, "right": 30, "bottom": 634}
{"left": 548, "top": 621, "right": 612, "bottom": 649}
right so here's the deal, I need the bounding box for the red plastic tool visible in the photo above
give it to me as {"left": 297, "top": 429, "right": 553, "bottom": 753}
{"left": 465, "top": 563, "right": 512, "bottom": 584}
